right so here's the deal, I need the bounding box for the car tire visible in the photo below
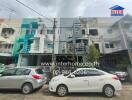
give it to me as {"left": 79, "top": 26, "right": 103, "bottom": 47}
{"left": 103, "top": 85, "right": 115, "bottom": 98}
{"left": 22, "top": 83, "right": 33, "bottom": 94}
{"left": 56, "top": 85, "right": 68, "bottom": 97}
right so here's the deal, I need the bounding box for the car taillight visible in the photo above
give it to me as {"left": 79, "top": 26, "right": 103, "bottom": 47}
{"left": 112, "top": 75, "right": 119, "bottom": 80}
{"left": 32, "top": 75, "right": 42, "bottom": 80}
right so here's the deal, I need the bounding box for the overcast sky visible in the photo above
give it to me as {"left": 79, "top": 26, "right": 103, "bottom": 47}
{"left": 0, "top": 0, "right": 131, "bottom": 18}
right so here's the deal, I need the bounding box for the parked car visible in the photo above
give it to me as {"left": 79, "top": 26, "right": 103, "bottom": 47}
{"left": 49, "top": 68, "right": 122, "bottom": 98}
{"left": 101, "top": 67, "right": 128, "bottom": 81}
{"left": 114, "top": 71, "right": 128, "bottom": 81}
{"left": 0, "top": 67, "right": 47, "bottom": 94}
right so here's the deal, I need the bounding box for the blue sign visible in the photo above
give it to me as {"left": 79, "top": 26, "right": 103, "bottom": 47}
{"left": 110, "top": 5, "right": 125, "bottom": 16}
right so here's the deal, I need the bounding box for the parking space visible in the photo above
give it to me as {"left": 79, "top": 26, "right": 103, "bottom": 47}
{"left": 0, "top": 83, "right": 132, "bottom": 100}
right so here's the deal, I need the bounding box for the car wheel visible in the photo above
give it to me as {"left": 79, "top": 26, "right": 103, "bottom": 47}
{"left": 22, "top": 83, "right": 33, "bottom": 94}
{"left": 56, "top": 85, "right": 68, "bottom": 97}
{"left": 103, "top": 85, "right": 115, "bottom": 98}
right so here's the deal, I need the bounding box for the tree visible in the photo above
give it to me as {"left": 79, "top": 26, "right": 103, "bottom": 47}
{"left": 87, "top": 42, "right": 100, "bottom": 63}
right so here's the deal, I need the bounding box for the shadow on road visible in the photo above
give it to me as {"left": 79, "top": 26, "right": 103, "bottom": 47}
{"left": 0, "top": 89, "right": 21, "bottom": 94}
{"left": 0, "top": 87, "right": 42, "bottom": 94}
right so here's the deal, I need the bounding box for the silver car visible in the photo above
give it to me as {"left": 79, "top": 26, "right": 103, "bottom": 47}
{"left": 0, "top": 67, "right": 47, "bottom": 94}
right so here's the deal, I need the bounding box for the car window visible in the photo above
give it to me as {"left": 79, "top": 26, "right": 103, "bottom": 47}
{"left": 86, "top": 70, "right": 104, "bottom": 76}
{"left": 73, "top": 69, "right": 86, "bottom": 77}
{"left": 2, "top": 69, "right": 16, "bottom": 76}
{"left": 73, "top": 69, "right": 104, "bottom": 77}
{"left": 15, "top": 68, "right": 31, "bottom": 75}
{"left": 35, "top": 69, "right": 44, "bottom": 74}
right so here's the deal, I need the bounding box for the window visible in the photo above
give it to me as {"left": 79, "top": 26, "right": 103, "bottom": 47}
{"left": 47, "top": 30, "right": 53, "bottom": 34}
{"left": 73, "top": 69, "right": 86, "bottom": 77}
{"left": 105, "top": 43, "right": 109, "bottom": 48}
{"left": 94, "top": 43, "right": 100, "bottom": 52}
{"left": 107, "top": 29, "right": 112, "bottom": 34}
{"left": 1, "top": 28, "right": 15, "bottom": 36}
{"left": 4, "top": 44, "right": 8, "bottom": 49}
{"left": 82, "top": 29, "right": 85, "bottom": 35}
{"left": 76, "top": 39, "right": 81, "bottom": 43}
{"left": 15, "top": 68, "right": 31, "bottom": 75}
{"left": 105, "top": 43, "right": 114, "bottom": 48}
{"left": 47, "top": 44, "right": 53, "bottom": 48}
{"left": 26, "top": 29, "right": 29, "bottom": 34}
{"left": 110, "top": 43, "right": 114, "bottom": 48}
{"left": 2, "top": 69, "right": 16, "bottom": 76}
{"left": 8, "top": 44, "right": 12, "bottom": 48}
{"left": 85, "top": 70, "right": 104, "bottom": 76}
{"left": 89, "top": 29, "right": 98, "bottom": 36}
{"left": 40, "top": 29, "right": 43, "bottom": 34}
{"left": 35, "top": 69, "right": 44, "bottom": 74}
{"left": 73, "top": 69, "right": 104, "bottom": 77}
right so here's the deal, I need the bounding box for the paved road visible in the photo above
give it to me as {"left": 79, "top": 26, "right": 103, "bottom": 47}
{"left": 0, "top": 83, "right": 132, "bottom": 100}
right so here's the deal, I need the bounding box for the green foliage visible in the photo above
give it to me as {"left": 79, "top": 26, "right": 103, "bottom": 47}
{"left": 86, "top": 43, "right": 100, "bottom": 63}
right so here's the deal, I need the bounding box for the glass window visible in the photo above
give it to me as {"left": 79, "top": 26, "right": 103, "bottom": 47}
{"left": 47, "top": 30, "right": 53, "bottom": 34}
{"left": 82, "top": 29, "right": 85, "bottom": 35}
{"left": 73, "top": 69, "right": 104, "bottom": 77}
{"left": 89, "top": 29, "right": 98, "bottom": 36}
{"left": 110, "top": 43, "right": 114, "bottom": 48}
{"left": 105, "top": 43, "right": 109, "bottom": 48}
{"left": 107, "top": 29, "right": 112, "bottom": 34}
{"left": 15, "top": 68, "right": 31, "bottom": 75}
{"left": 86, "top": 70, "right": 104, "bottom": 76}
{"left": 47, "top": 44, "right": 53, "bottom": 48}
{"left": 2, "top": 69, "right": 16, "bottom": 76}
{"left": 35, "top": 69, "right": 44, "bottom": 74}
{"left": 73, "top": 69, "right": 86, "bottom": 77}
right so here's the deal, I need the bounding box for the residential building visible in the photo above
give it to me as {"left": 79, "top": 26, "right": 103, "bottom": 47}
{"left": 17, "top": 18, "right": 60, "bottom": 66}
{"left": 0, "top": 19, "right": 22, "bottom": 64}
{"left": 16, "top": 15, "right": 132, "bottom": 69}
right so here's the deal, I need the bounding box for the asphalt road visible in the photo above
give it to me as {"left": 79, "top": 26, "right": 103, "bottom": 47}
{"left": 0, "top": 83, "right": 132, "bottom": 100}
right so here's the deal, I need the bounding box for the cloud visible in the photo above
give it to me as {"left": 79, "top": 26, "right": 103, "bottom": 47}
{"left": 0, "top": 0, "right": 132, "bottom": 18}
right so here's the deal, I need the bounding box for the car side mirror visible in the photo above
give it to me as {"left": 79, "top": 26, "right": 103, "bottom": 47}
{"left": 68, "top": 74, "right": 75, "bottom": 78}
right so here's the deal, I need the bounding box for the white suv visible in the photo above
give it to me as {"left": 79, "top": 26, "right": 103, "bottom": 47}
{"left": 49, "top": 68, "right": 122, "bottom": 98}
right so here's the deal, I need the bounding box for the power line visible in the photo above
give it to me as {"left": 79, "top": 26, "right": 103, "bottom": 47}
{"left": 15, "top": 0, "right": 53, "bottom": 22}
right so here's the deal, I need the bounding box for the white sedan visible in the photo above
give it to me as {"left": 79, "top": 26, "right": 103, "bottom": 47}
{"left": 49, "top": 68, "right": 122, "bottom": 97}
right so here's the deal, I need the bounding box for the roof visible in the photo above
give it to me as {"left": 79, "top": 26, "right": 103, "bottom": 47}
{"left": 110, "top": 5, "right": 125, "bottom": 10}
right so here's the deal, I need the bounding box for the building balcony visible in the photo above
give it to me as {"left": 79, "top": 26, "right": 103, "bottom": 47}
{"left": 89, "top": 35, "right": 121, "bottom": 42}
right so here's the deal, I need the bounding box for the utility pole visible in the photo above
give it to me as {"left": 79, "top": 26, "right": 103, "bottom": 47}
{"left": 51, "top": 18, "right": 57, "bottom": 77}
